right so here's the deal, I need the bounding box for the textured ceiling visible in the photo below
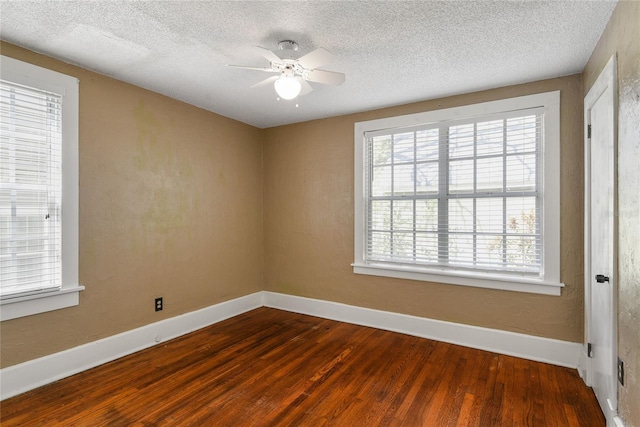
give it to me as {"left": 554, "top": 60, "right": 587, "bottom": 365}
{"left": 0, "top": 1, "right": 617, "bottom": 128}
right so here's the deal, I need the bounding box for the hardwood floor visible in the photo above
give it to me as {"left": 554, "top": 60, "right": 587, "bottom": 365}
{"left": 1, "top": 307, "right": 604, "bottom": 426}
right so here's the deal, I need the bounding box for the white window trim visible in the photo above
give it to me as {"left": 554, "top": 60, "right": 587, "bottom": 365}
{"left": 353, "top": 91, "right": 563, "bottom": 296}
{"left": 0, "top": 56, "right": 83, "bottom": 321}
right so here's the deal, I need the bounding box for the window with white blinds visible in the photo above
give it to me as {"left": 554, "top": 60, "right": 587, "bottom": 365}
{"left": 353, "top": 92, "right": 562, "bottom": 295}
{"left": 0, "top": 80, "right": 63, "bottom": 298}
{"left": 0, "top": 55, "right": 81, "bottom": 321}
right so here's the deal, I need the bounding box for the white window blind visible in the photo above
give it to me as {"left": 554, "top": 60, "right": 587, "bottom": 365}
{"left": 364, "top": 108, "right": 543, "bottom": 276}
{"left": 0, "top": 79, "right": 63, "bottom": 298}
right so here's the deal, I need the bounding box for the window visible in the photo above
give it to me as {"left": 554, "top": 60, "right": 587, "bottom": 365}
{"left": 0, "top": 56, "right": 82, "bottom": 320}
{"left": 353, "top": 92, "right": 562, "bottom": 295}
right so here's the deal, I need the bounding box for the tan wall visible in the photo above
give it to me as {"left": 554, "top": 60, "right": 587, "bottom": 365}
{"left": 0, "top": 42, "right": 264, "bottom": 368}
{"left": 583, "top": 1, "right": 640, "bottom": 425}
{"left": 264, "top": 75, "right": 585, "bottom": 342}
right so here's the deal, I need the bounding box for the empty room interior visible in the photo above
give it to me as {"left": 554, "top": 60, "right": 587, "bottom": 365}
{"left": 0, "top": 1, "right": 638, "bottom": 426}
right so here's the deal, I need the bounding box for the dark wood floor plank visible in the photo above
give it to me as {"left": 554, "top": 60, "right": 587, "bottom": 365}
{"left": 268, "top": 328, "right": 395, "bottom": 427}
{"left": 0, "top": 307, "right": 605, "bottom": 426}
{"left": 385, "top": 343, "right": 438, "bottom": 426}
{"left": 398, "top": 341, "right": 458, "bottom": 426}
{"left": 378, "top": 339, "right": 438, "bottom": 426}
{"left": 215, "top": 322, "right": 378, "bottom": 426}
{"left": 437, "top": 347, "right": 474, "bottom": 427}
{"left": 456, "top": 392, "right": 477, "bottom": 426}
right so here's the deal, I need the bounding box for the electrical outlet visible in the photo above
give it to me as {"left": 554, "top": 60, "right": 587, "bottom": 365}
{"left": 155, "top": 297, "right": 163, "bottom": 312}
{"left": 618, "top": 358, "right": 624, "bottom": 386}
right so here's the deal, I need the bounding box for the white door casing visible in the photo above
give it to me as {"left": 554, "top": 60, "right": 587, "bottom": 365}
{"left": 584, "top": 54, "right": 618, "bottom": 424}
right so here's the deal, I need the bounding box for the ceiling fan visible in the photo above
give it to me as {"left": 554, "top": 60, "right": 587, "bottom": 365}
{"left": 228, "top": 40, "right": 345, "bottom": 100}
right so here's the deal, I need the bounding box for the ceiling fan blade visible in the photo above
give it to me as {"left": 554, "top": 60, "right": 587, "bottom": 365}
{"left": 306, "top": 69, "right": 345, "bottom": 86}
{"left": 297, "top": 47, "right": 334, "bottom": 70}
{"left": 228, "top": 65, "right": 278, "bottom": 72}
{"left": 255, "top": 46, "right": 283, "bottom": 64}
{"left": 250, "top": 75, "right": 279, "bottom": 89}
{"left": 299, "top": 78, "right": 313, "bottom": 96}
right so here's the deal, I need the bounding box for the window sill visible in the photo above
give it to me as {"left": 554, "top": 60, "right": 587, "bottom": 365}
{"left": 352, "top": 263, "right": 563, "bottom": 296}
{"left": 0, "top": 286, "right": 85, "bottom": 321}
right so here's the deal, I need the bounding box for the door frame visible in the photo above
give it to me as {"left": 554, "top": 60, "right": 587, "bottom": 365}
{"left": 584, "top": 54, "right": 618, "bottom": 422}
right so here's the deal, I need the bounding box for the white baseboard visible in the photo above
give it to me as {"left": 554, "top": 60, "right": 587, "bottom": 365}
{"left": 0, "top": 292, "right": 263, "bottom": 401}
{"left": 613, "top": 415, "right": 626, "bottom": 427}
{"left": 1, "top": 290, "right": 584, "bottom": 401}
{"left": 263, "top": 292, "right": 583, "bottom": 369}
{"left": 578, "top": 348, "right": 590, "bottom": 383}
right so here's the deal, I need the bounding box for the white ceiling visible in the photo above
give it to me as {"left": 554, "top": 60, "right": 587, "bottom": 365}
{"left": 0, "top": 1, "right": 617, "bottom": 129}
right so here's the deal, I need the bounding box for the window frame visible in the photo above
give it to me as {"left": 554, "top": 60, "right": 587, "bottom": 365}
{"left": 1, "top": 55, "right": 83, "bottom": 321}
{"left": 353, "top": 91, "right": 563, "bottom": 296}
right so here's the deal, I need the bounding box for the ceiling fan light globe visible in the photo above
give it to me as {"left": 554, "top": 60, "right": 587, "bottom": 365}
{"left": 274, "top": 76, "right": 301, "bottom": 100}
